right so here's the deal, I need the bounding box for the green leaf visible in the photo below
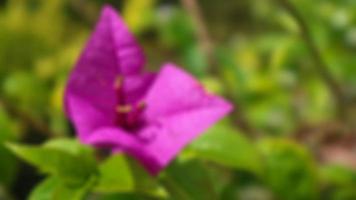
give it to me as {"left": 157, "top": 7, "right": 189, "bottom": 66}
{"left": 157, "top": 8, "right": 195, "bottom": 50}
{"left": 128, "top": 158, "right": 168, "bottom": 198}
{"left": 320, "top": 165, "right": 356, "bottom": 186}
{"left": 3, "top": 72, "right": 47, "bottom": 113}
{"left": 188, "top": 122, "right": 262, "bottom": 175}
{"left": 29, "top": 177, "right": 58, "bottom": 200}
{"left": 123, "top": 0, "right": 155, "bottom": 33}
{"left": 163, "top": 160, "right": 218, "bottom": 200}
{"left": 181, "top": 44, "right": 208, "bottom": 77}
{"left": 258, "top": 139, "right": 318, "bottom": 200}
{"left": 94, "top": 155, "right": 134, "bottom": 193}
{"left": 44, "top": 138, "right": 92, "bottom": 156}
{"left": 6, "top": 139, "right": 97, "bottom": 186}
{"left": 320, "top": 165, "right": 356, "bottom": 200}
{"left": 29, "top": 176, "right": 97, "bottom": 200}
{"left": 0, "top": 148, "right": 17, "bottom": 186}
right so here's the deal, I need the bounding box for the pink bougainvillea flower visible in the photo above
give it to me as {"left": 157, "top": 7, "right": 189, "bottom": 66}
{"left": 64, "top": 5, "right": 233, "bottom": 175}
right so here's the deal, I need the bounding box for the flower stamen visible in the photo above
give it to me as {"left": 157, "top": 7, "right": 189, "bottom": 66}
{"left": 126, "top": 101, "right": 146, "bottom": 128}
{"left": 114, "top": 75, "right": 124, "bottom": 89}
{"left": 116, "top": 105, "right": 132, "bottom": 113}
{"left": 136, "top": 101, "right": 146, "bottom": 111}
{"left": 114, "top": 75, "right": 125, "bottom": 105}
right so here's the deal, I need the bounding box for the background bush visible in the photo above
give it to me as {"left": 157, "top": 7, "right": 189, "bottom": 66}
{"left": 0, "top": 0, "right": 355, "bottom": 199}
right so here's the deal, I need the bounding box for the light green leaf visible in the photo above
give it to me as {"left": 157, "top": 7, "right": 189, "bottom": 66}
{"left": 6, "top": 139, "right": 96, "bottom": 186}
{"left": 94, "top": 155, "right": 134, "bottom": 193}
{"left": 320, "top": 164, "right": 356, "bottom": 186}
{"left": 29, "top": 177, "right": 58, "bottom": 200}
{"left": 29, "top": 175, "right": 97, "bottom": 200}
{"left": 44, "top": 138, "right": 92, "bottom": 156}
{"left": 128, "top": 158, "right": 168, "bottom": 198}
{"left": 123, "top": 0, "right": 156, "bottom": 33}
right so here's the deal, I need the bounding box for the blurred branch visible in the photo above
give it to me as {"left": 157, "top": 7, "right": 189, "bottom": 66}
{"left": 180, "top": 0, "right": 259, "bottom": 138}
{"left": 0, "top": 98, "right": 54, "bottom": 138}
{"left": 276, "top": 0, "right": 346, "bottom": 118}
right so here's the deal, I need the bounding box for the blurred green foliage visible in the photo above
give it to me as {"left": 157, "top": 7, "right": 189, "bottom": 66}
{"left": 0, "top": 0, "right": 355, "bottom": 199}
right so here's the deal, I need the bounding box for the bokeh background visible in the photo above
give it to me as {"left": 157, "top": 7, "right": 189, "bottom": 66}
{"left": 0, "top": 0, "right": 355, "bottom": 199}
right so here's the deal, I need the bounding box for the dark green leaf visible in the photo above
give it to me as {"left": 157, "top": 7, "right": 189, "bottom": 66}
{"left": 258, "top": 139, "right": 318, "bottom": 200}
{"left": 189, "top": 123, "right": 262, "bottom": 175}
{"left": 163, "top": 160, "right": 218, "bottom": 200}
{"left": 0, "top": 107, "right": 18, "bottom": 186}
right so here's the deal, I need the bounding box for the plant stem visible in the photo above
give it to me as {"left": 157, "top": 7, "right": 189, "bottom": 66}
{"left": 276, "top": 0, "right": 346, "bottom": 117}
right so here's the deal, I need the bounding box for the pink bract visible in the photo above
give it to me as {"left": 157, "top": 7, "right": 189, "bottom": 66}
{"left": 64, "top": 5, "right": 232, "bottom": 175}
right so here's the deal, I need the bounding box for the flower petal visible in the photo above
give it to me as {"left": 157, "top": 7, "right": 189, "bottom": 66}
{"left": 139, "top": 98, "right": 232, "bottom": 174}
{"left": 65, "top": 5, "right": 145, "bottom": 118}
{"left": 82, "top": 5, "right": 145, "bottom": 75}
{"left": 144, "top": 63, "right": 232, "bottom": 120}
{"left": 123, "top": 72, "right": 156, "bottom": 104}
{"left": 65, "top": 95, "right": 115, "bottom": 141}
{"left": 90, "top": 100, "right": 232, "bottom": 175}
{"left": 65, "top": 72, "right": 154, "bottom": 139}
{"left": 137, "top": 63, "right": 233, "bottom": 174}
{"left": 82, "top": 64, "right": 232, "bottom": 175}
{"left": 85, "top": 127, "right": 163, "bottom": 174}
{"left": 85, "top": 127, "right": 138, "bottom": 148}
